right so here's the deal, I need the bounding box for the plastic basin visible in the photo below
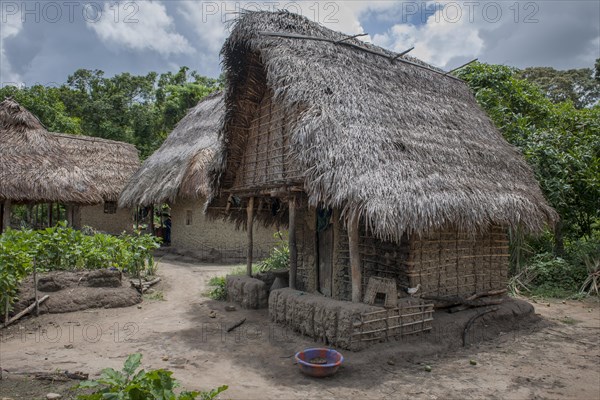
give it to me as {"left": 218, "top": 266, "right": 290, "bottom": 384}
{"left": 294, "top": 348, "right": 344, "bottom": 378}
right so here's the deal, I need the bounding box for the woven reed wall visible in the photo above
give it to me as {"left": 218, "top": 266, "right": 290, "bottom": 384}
{"left": 334, "top": 223, "right": 508, "bottom": 300}
{"left": 406, "top": 226, "right": 509, "bottom": 297}
{"left": 231, "top": 82, "right": 302, "bottom": 191}
{"left": 334, "top": 223, "right": 411, "bottom": 301}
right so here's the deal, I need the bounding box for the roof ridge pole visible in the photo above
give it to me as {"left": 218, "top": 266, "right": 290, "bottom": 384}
{"left": 445, "top": 58, "right": 478, "bottom": 75}
{"left": 246, "top": 197, "right": 255, "bottom": 277}
{"left": 390, "top": 46, "right": 415, "bottom": 61}
{"left": 334, "top": 33, "right": 368, "bottom": 43}
{"left": 348, "top": 212, "right": 362, "bottom": 303}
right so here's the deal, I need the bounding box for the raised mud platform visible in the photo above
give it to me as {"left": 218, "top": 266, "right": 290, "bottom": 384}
{"left": 269, "top": 288, "right": 537, "bottom": 351}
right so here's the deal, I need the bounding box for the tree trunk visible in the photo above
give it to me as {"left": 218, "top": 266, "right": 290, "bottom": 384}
{"left": 553, "top": 219, "right": 565, "bottom": 257}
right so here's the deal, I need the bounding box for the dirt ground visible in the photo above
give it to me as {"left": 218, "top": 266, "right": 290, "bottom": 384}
{"left": 1, "top": 257, "right": 599, "bottom": 400}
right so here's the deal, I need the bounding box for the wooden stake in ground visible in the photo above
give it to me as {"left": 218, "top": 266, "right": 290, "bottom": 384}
{"left": 1, "top": 295, "right": 49, "bottom": 329}
{"left": 33, "top": 258, "right": 39, "bottom": 317}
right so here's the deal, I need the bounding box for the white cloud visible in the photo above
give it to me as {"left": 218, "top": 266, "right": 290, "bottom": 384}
{"left": 0, "top": 10, "right": 24, "bottom": 85}
{"left": 88, "top": 1, "right": 193, "bottom": 56}
{"left": 371, "top": 0, "right": 599, "bottom": 70}
{"left": 177, "top": 0, "right": 401, "bottom": 69}
{"left": 373, "top": 11, "right": 484, "bottom": 68}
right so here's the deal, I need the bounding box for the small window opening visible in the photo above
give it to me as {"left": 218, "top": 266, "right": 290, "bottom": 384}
{"left": 104, "top": 201, "right": 117, "bottom": 214}
{"left": 185, "top": 210, "right": 193, "bottom": 226}
{"left": 374, "top": 292, "right": 387, "bottom": 306}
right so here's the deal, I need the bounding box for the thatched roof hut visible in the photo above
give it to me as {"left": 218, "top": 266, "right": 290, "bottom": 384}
{"left": 53, "top": 133, "right": 140, "bottom": 202}
{"left": 0, "top": 98, "right": 102, "bottom": 204}
{"left": 119, "top": 91, "right": 223, "bottom": 207}
{"left": 208, "top": 11, "right": 557, "bottom": 240}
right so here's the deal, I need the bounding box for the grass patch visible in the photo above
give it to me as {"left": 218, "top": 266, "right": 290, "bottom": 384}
{"left": 143, "top": 290, "right": 165, "bottom": 301}
{"left": 206, "top": 276, "right": 227, "bottom": 301}
{"left": 560, "top": 316, "right": 579, "bottom": 325}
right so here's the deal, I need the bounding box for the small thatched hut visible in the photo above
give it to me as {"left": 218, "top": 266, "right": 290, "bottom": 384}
{"left": 0, "top": 98, "right": 140, "bottom": 234}
{"left": 0, "top": 99, "right": 101, "bottom": 231}
{"left": 120, "top": 91, "right": 276, "bottom": 261}
{"left": 53, "top": 133, "right": 140, "bottom": 234}
{"left": 207, "top": 11, "right": 557, "bottom": 302}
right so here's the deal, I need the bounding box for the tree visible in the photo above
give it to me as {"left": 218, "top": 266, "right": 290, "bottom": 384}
{"left": 518, "top": 63, "right": 600, "bottom": 108}
{"left": 1, "top": 67, "right": 222, "bottom": 159}
{"left": 457, "top": 63, "right": 600, "bottom": 255}
{"left": 0, "top": 85, "right": 81, "bottom": 134}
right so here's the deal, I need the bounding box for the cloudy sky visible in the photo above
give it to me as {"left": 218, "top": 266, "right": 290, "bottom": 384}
{"left": 1, "top": 0, "right": 599, "bottom": 86}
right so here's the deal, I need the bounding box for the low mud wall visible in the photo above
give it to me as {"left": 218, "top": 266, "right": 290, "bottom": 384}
{"left": 226, "top": 275, "right": 269, "bottom": 309}
{"left": 269, "top": 288, "right": 382, "bottom": 350}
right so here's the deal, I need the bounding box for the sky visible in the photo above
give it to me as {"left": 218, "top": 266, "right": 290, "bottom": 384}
{"left": 1, "top": 0, "right": 599, "bottom": 87}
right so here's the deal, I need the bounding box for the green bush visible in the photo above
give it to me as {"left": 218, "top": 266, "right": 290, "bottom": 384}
{"left": 76, "top": 353, "right": 227, "bottom": 400}
{"left": 206, "top": 276, "right": 227, "bottom": 301}
{"left": 529, "top": 253, "right": 587, "bottom": 294}
{"left": 0, "top": 223, "right": 161, "bottom": 317}
{"left": 257, "top": 231, "right": 289, "bottom": 272}
{"left": 511, "top": 251, "right": 590, "bottom": 298}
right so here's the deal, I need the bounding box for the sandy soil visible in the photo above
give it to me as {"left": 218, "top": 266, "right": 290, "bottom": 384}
{"left": 1, "top": 257, "right": 599, "bottom": 400}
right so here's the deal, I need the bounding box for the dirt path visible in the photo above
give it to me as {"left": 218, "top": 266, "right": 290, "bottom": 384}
{"left": 1, "top": 258, "right": 599, "bottom": 399}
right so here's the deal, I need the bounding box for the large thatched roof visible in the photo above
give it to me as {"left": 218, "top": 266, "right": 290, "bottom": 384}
{"left": 0, "top": 99, "right": 103, "bottom": 204}
{"left": 53, "top": 133, "right": 140, "bottom": 202}
{"left": 119, "top": 91, "right": 223, "bottom": 207}
{"left": 208, "top": 11, "right": 557, "bottom": 240}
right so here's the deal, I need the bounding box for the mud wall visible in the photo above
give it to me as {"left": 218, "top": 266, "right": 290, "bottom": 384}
{"left": 171, "top": 198, "right": 277, "bottom": 262}
{"left": 80, "top": 205, "right": 134, "bottom": 234}
{"left": 226, "top": 275, "right": 269, "bottom": 309}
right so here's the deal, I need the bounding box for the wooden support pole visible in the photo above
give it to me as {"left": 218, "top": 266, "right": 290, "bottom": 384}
{"left": 47, "top": 202, "right": 53, "bottom": 227}
{"left": 288, "top": 198, "right": 298, "bottom": 290}
{"left": 26, "top": 204, "right": 33, "bottom": 226}
{"left": 246, "top": 197, "right": 255, "bottom": 277}
{"left": 72, "top": 205, "right": 81, "bottom": 229}
{"left": 148, "top": 205, "right": 155, "bottom": 234}
{"left": 348, "top": 213, "right": 362, "bottom": 303}
{"left": 33, "top": 258, "right": 39, "bottom": 317}
{"left": 1, "top": 200, "right": 11, "bottom": 233}
{"left": 66, "top": 205, "right": 73, "bottom": 227}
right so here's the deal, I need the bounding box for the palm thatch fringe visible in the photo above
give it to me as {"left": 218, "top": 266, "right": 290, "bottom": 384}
{"left": 207, "top": 11, "right": 557, "bottom": 241}
{"left": 0, "top": 98, "right": 103, "bottom": 204}
{"left": 119, "top": 91, "right": 223, "bottom": 207}
{"left": 53, "top": 133, "right": 140, "bottom": 202}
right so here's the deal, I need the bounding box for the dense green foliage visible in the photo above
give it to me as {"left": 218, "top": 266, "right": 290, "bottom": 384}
{"left": 257, "top": 231, "right": 289, "bottom": 272}
{"left": 518, "top": 65, "right": 600, "bottom": 109}
{"left": 76, "top": 353, "right": 228, "bottom": 400}
{"left": 206, "top": 276, "right": 227, "bottom": 301}
{"left": 456, "top": 62, "right": 600, "bottom": 297}
{"left": 0, "top": 67, "right": 222, "bottom": 158}
{"left": 0, "top": 224, "right": 160, "bottom": 316}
